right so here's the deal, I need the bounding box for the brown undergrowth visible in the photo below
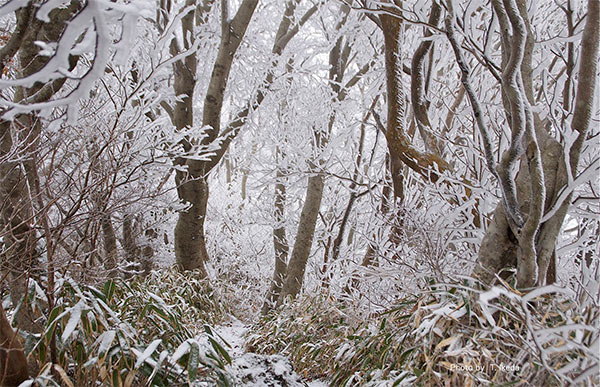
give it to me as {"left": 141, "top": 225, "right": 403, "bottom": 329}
{"left": 248, "top": 279, "right": 599, "bottom": 386}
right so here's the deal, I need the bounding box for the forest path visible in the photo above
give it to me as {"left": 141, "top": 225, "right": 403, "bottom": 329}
{"left": 214, "top": 317, "right": 248, "bottom": 358}
{"left": 210, "top": 316, "right": 328, "bottom": 386}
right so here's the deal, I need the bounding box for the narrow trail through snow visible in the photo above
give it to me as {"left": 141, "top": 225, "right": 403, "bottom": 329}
{"left": 214, "top": 317, "right": 248, "bottom": 357}
{"left": 210, "top": 317, "right": 328, "bottom": 387}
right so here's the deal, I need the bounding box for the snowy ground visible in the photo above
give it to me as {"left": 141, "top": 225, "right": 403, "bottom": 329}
{"left": 212, "top": 318, "right": 328, "bottom": 387}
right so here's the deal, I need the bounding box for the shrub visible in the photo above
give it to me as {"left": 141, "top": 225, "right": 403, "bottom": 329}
{"left": 249, "top": 281, "right": 599, "bottom": 386}
{"left": 16, "top": 269, "right": 232, "bottom": 386}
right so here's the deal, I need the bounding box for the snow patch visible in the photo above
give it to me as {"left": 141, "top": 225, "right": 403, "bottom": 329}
{"left": 229, "top": 353, "right": 304, "bottom": 387}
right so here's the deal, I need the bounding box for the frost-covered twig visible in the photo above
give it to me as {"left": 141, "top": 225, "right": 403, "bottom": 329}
{"left": 444, "top": 1, "right": 524, "bottom": 235}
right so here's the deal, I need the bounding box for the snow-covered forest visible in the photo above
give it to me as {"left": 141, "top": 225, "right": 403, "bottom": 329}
{"left": 0, "top": 0, "right": 598, "bottom": 385}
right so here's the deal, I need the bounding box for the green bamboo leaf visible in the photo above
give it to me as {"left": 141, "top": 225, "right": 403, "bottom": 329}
{"left": 112, "top": 368, "right": 120, "bottom": 386}
{"left": 147, "top": 350, "right": 169, "bottom": 384}
{"left": 188, "top": 342, "right": 200, "bottom": 382}
{"left": 104, "top": 280, "right": 116, "bottom": 302}
{"left": 209, "top": 336, "right": 231, "bottom": 365}
{"left": 44, "top": 305, "right": 64, "bottom": 339}
{"left": 413, "top": 366, "right": 423, "bottom": 377}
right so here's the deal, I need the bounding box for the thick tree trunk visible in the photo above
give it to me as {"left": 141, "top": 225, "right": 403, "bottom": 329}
{"left": 170, "top": 0, "right": 258, "bottom": 274}
{"left": 0, "top": 120, "right": 38, "bottom": 325}
{"left": 0, "top": 2, "right": 79, "bottom": 330}
{"left": 174, "top": 173, "right": 210, "bottom": 275}
{"left": 0, "top": 302, "right": 29, "bottom": 386}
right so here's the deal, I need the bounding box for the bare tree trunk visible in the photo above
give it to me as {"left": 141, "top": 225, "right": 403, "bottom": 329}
{"left": 379, "top": 9, "right": 448, "bottom": 194}
{"left": 277, "top": 3, "right": 355, "bottom": 302}
{"left": 100, "top": 214, "right": 118, "bottom": 276}
{"left": 0, "top": 301, "right": 29, "bottom": 386}
{"left": 278, "top": 175, "right": 325, "bottom": 302}
{"left": 174, "top": 173, "right": 210, "bottom": 275}
{"left": 345, "top": 164, "right": 391, "bottom": 293}
{"left": 0, "top": 2, "right": 80, "bottom": 333}
{"left": 477, "top": 0, "right": 598, "bottom": 287}
{"left": 141, "top": 228, "right": 156, "bottom": 276}
{"left": 374, "top": 5, "right": 451, "bottom": 262}
{"left": 170, "top": 0, "right": 204, "bottom": 270}
{"left": 260, "top": 0, "right": 323, "bottom": 310}
{"left": 123, "top": 214, "right": 154, "bottom": 277}
{"left": 165, "top": 0, "right": 316, "bottom": 274}
{"left": 86, "top": 134, "right": 118, "bottom": 277}
{"left": 410, "top": 2, "right": 443, "bottom": 156}
{"left": 322, "top": 102, "right": 372, "bottom": 290}
{"left": 225, "top": 155, "right": 233, "bottom": 186}
{"left": 168, "top": 0, "right": 259, "bottom": 273}
{"left": 240, "top": 143, "right": 257, "bottom": 200}
{"left": 0, "top": 120, "right": 38, "bottom": 322}
{"left": 122, "top": 214, "right": 139, "bottom": 277}
{"left": 262, "top": 164, "right": 289, "bottom": 314}
{"left": 445, "top": 0, "right": 599, "bottom": 288}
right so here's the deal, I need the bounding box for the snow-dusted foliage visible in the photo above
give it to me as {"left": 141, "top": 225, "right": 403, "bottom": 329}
{"left": 12, "top": 269, "right": 233, "bottom": 386}
{"left": 250, "top": 276, "right": 599, "bottom": 386}
{"left": 0, "top": 0, "right": 597, "bottom": 385}
{"left": 0, "top": 0, "right": 153, "bottom": 119}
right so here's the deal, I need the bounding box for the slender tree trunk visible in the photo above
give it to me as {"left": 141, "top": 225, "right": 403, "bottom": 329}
{"left": 260, "top": 0, "right": 320, "bottom": 308}
{"left": 278, "top": 175, "right": 325, "bottom": 302}
{"left": 346, "top": 167, "right": 391, "bottom": 293}
{"left": 122, "top": 214, "right": 139, "bottom": 277}
{"left": 262, "top": 165, "right": 289, "bottom": 314}
{"left": 379, "top": 10, "right": 448, "bottom": 191}
{"left": 241, "top": 169, "right": 249, "bottom": 201}
{"left": 323, "top": 104, "right": 371, "bottom": 290}
{"left": 241, "top": 142, "right": 258, "bottom": 201}
{"left": 277, "top": 3, "right": 353, "bottom": 301}
{"left": 100, "top": 214, "right": 118, "bottom": 276}
{"left": 225, "top": 156, "right": 232, "bottom": 186}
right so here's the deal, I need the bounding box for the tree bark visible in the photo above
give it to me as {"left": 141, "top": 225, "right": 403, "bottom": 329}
{"left": 174, "top": 173, "right": 210, "bottom": 276}
{"left": 278, "top": 175, "right": 325, "bottom": 302}
{"left": 323, "top": 100, "right": 373, "bottom": 291}
{"left": 379, "top": 9, "right": 448, "bottom": 193}
{"left": 0, "top": 301, "right": 28, "bottom": 386}
{"left": 277, "top": 3, "right": 355, "bottom": 302}
{"left": 0, "top": 2, "right": 80, "bottom": 332}
{"left": 100, "top": 214, "right": 118, "bottom": 276}
{"left": 0, "top": 119, "right": 38, "bottom": 325}
{"left": 169, "top": 0, "right": 205, "bottom": 272}
{"left": 467, "top": 0, "right": 599, "bottom": 287}
{"left": 122, "top": 214, "right": 139, "bottom": 277}
{"left": 262, "top": 164, "right": 289, "bottom": 314}
{"left": 171, "top": 0, "right": 318, "bottom": 275}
